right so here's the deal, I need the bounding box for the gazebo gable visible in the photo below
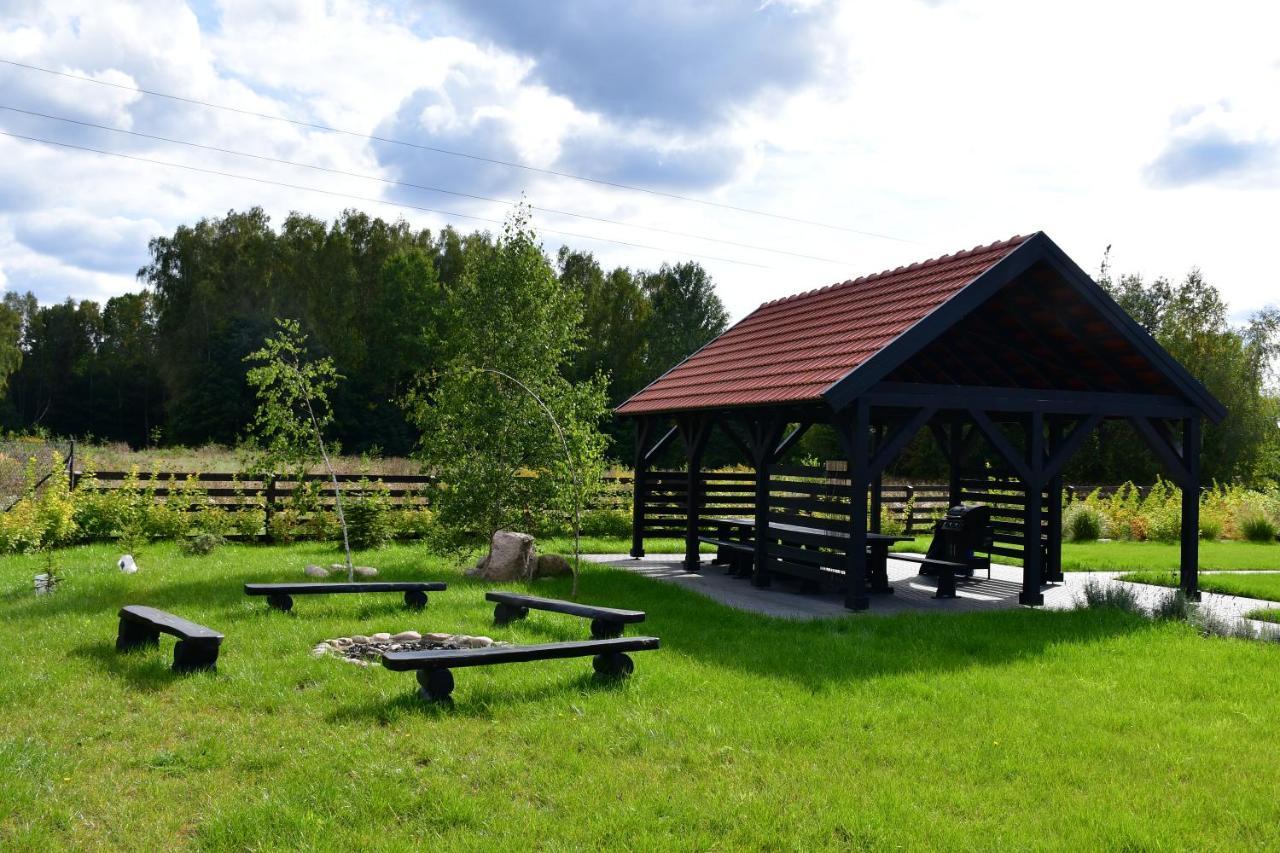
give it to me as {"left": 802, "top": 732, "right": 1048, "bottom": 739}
{"left": 823, "top": 232, "right": 1226, "bottom": 421}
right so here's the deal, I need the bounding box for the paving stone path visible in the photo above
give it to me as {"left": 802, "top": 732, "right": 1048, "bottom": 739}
{"left": 587, "top": 553, "right": 1280, "bottom": 636}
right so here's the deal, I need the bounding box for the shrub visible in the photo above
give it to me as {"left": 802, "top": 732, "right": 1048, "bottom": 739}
{"left": 1075, "top": 578, "right": 1142, "bottom": 615}
{"left": 579, "top": 508, "right": 631, "bottom": 538}
{"left": 1063, "top": 502, "right": 1104, "bottom": 542}
{"left": 1198, "top": 516, "right": 1222, "bottom": 541}
{"left": 182, "top": 532, "right": 225, "bottom": 556}
{"left": 389, "top": 507, "right": 434, "bottom": 539}
{"left": 1240, "top": 511, "right": 1278, "bottom": 543}
{"left": 1152, "top": 586, "right": 1193, "bottom": 621}
{"left": 344, "top": 481, "right": 392, "bottom": 551}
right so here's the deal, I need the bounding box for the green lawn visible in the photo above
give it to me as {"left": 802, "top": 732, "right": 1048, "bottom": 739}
{"left": 1119, "top": 569, "right": 1280, "bottom": 603}
{"left": 4, "top": 542, "right": 1280, "bottom": 848}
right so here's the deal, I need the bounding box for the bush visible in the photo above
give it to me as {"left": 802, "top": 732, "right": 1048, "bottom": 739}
{"left": 579, "top": 508, "right": 630, "bottom": 538}
{"left": 1152, "top": 585, "right": 1193, "bottom": 621}
{"left": 1075, "top": 578, "right": 1142, "bottom": 615}
{"left": 182, "top": 532, "right": 225, "bottom": 556}
{"left": 1199, "top": 516, "right": 1223, "bottom": 541}
{"left": 1063, "top": 502, "right": 1104, "bottom": 542}
{"left": 1240, "top": 511, "right": 1278, "bottom": 543}
{"left": 344, "top": 480, "right": 392, "bottom": 551}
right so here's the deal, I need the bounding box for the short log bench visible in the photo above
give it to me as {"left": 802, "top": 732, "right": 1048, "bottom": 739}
{"left": 891, "top": 554, "right": 973, "bottom": 599}
{"left": 485, "top": 591, "right": 646, "bottom": 638}
{"left": 382, "top": 636, "right": 661, "bottom": 702}
{"left": 116, "top": 605, "right": 224, "bottom": 673}
{"left": 244, "top": 581, "right": 447, "bottom": 612}
{"left": 698, "top": 536, "right": 754, "bottom": 577}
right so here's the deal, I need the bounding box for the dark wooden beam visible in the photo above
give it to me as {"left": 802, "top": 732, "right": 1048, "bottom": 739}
{"left": 773, "top": 422, "right": 811, "bottom": 461}
{"left": 869, "top": 405, "right": 937, "bottom": 477}
{"left": 968, "top": 408, "right": 1032, "bottom": 482}
{"left": 865, "top": 381, "right": 1199, "bottom": 419}
{"left": 1043, "top": 413, "right": 1103, "bottom": 479}
{"left": 1128, "top": 416, "right": 1189, "bottom": 482}
{"left": 642, "top": 425, "right": 679, "bottom": 465}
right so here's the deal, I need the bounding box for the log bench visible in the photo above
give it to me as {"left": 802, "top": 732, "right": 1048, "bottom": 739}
{"left": 891, "top": 554, "right": 974, "bottom": 599}
{"left": 244, "top": 581, "right": 447, "bottom": 612}
{"left": 382, "top": 636, "right": 661, "bottom": 702}
{"left": 116, "top": 605, "right": 224, "bottom": 673}
{"left": 485, "top": 591, "right": 646, "bottom": 638}
{"left": 697, "top": 536, "right": 754, "bottom": 577}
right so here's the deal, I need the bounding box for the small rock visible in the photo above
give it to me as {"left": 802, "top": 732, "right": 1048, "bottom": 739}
{"left": 425, "top": 632, "right": 452, "bottom": 641}
{"left": 351, "top": 635, "right": 371, "bottom": 644}
{"left": 461, "top": 636, "right": 494, "bottom": 648}
{"left": 118, "top": 554, "right": 138, "bottom": 574}
{"left": 346, "top": 658, "right": 370, "bottom": 666}
{"left": 332, "top": 637, "right": 352, "bottom": 647}
{"left": 371, "top": 632, "right": 392, "bottom": 642}
{"left": 311, "top": 644, "right": 330, "bottom": 657}
{"left": 353, "top": 565, "right": 378, "bottom": 578}
{"left": 304, "top": 564, "right": 329, "bottom": 578}
{"left": 392, "top": 630, "right": 421, "bottom": 642}
{"left": 534, "top": 553, "right": 571, "bottom": 578}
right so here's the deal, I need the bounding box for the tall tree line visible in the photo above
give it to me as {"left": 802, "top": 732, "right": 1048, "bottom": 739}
{"left": 0, "top": 207, "right": 730, "bottom": 459}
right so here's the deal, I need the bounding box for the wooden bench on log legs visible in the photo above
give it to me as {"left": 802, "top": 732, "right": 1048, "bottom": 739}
{"left": 382, "top": 636, "right": 661, "bottom": 702}
{"left": 116, "top": 605, "right": 224, "bottom": 673}
{"left": 244, "top": 581, "right": 447, "bottom": 612}
{"left": 485, "top": 591, "right": 646, "bottom": 638}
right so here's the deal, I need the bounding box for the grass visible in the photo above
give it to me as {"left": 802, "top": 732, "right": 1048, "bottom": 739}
{"left": 1119, "top": 569, "right": 1280, "bottom": 603}
{"left": 1245, "top": 608, "right": 1280, "bottom": 624}
{"left": 3, "top": 542, "right": 1280, "bottom": 848}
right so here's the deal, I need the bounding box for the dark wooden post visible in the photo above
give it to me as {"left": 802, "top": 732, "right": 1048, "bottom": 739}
{"left": 836, "top": 399, "right": 871, "bottom": 611}
{"left": 1045, "top": 417, "right": 1064, "bottom": 583}
{"left": 1180, "top": 415, "right": 1202, "bottom": 599}
{"left": 1045, "top": 474, "right": 1063, "bottom": 582}
{"left": 1020, "top": 412, "right": 1045, "bottom": 606}
{"left": 947, "top": 421, "right": 963, "bottom": 508}
{"left": 744, "top": 414, "right": 786, "bottom": 589}
{"left": 264, "top": 474, "right": 277, "bottom": 544}
{"left": 678, "top": 414, "right": 713, "bottom": 572}
{"left": 630, "top": 418, "right": 651, "bottom": 558}
{"left": 869, "top": 423, "right": 884, "bottom": 535}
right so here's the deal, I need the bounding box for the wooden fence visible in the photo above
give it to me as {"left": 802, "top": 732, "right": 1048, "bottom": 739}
{"left": 69, "top": 468, "right": 1133, "bottom": 542}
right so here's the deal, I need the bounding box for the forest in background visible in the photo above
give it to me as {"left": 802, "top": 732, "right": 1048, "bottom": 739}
{"left": 0, "top": 207, "right": 1276, "bottom": 486}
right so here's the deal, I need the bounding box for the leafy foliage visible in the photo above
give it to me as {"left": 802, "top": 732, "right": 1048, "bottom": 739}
{"left": 245, "top": 319, "right": 355, "bottom": 576}
{"left": 407, "top": 208, "right": 609, "bottom": 558}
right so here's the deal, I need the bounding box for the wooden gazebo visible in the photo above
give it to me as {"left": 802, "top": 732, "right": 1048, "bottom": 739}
{"left": 616, "top": 233, "right": 1225, "bottom": 610}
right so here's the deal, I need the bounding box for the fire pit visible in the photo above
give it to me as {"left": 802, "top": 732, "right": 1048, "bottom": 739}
{"left": 313, "top": 631, "right": 504, "bottom": 666}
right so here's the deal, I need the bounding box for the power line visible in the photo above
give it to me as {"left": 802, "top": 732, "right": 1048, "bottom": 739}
{"left": 0, "top": 128, "right": 773, "bottom": 269}
{"left": 0, "top": 103, "right": 857, "bottom": 266}
{"left": 0, "top": 57, "right": 914, "bottom": 243}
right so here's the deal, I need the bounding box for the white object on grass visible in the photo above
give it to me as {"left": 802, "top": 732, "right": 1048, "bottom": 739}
{"left": 118, "top": 554, "right": 138, "bottom": 574}
{"left": 34, "top": 573, "right": 55, "bottom": 594}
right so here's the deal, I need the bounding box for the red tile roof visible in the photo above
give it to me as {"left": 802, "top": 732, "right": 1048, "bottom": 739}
{"left": 616, "top": 235, "right": 1031, "bottom": 415}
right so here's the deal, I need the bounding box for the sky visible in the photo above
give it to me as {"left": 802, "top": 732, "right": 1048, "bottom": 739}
{"left": 0, "top": 0, "right": 1277, "bottom": 322}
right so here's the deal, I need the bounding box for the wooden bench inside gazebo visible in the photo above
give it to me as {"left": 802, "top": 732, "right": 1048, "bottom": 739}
{"left": 617, "top": 233, "right": 1225, "bottom": 610}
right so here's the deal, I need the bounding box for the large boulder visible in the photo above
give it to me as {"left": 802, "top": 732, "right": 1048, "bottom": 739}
{"left": 467, "top": 530, "right": 538, "bottom": 581}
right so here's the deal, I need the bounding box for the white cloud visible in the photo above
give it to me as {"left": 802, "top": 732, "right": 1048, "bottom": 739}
{"left": 0, "top": 0, "right": 1276, "bottom": 322}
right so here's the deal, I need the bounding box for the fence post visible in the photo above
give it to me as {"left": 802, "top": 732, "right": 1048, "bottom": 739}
{"left": 264, "top": 475, "right": 277, "bottom": 543}
{"left": 904, "top": 484, "right": 916, "bottom": 535}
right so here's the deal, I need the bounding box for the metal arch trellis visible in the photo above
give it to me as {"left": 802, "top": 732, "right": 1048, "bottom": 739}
{"left": 469, "top": 367, "right": 583, "bottom": 597}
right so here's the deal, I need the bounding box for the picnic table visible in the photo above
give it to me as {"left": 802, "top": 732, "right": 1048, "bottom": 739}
{"left": 706, "top": 517, "right": 912, "bottom": 593}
